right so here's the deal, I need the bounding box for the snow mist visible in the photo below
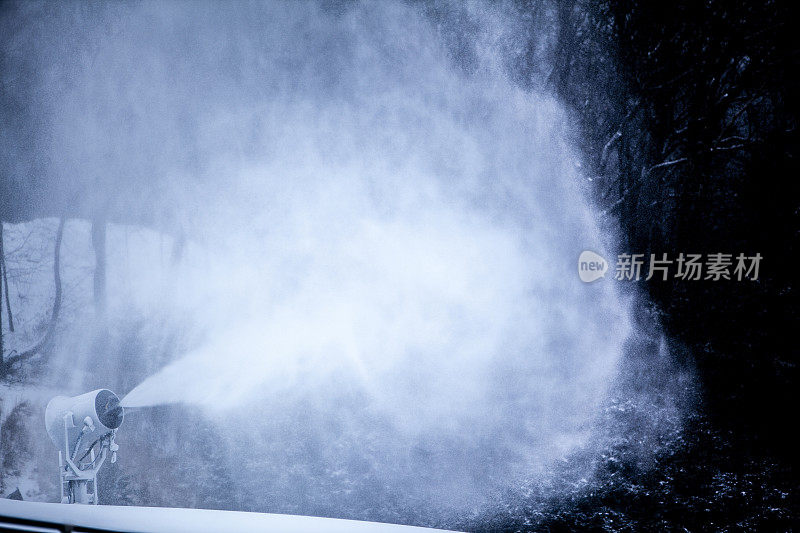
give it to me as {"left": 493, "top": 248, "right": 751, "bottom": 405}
{"left": 5, "top": 0, "right": 632, "bottom": 521}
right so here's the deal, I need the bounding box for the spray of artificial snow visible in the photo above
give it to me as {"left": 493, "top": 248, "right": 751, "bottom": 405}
{"left": 5, "top": 0, "right": 632, "bottom": 518}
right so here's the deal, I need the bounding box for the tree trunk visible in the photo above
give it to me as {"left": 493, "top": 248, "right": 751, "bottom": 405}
{"left": 0, "top": 222, "right": 3, "bottom": 364}
{"left": 92, "top": 217, "right": 107, "bottom": 316}
{"left": 1, "top": 222, "right": 13, "bottom": 333}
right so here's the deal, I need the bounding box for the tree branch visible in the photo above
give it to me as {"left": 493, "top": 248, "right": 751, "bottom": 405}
{"left": 646, "top": 157, "right": 689, "bottom": 175}
{"left": 1, "top": 217, "right": 65, "bottom": 374}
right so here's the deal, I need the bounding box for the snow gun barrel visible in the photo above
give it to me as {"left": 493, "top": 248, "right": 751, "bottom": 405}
{"left": 44, "top": 389, "right": 123, "bottom": 503}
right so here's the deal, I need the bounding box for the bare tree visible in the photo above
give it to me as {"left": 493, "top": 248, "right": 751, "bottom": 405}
{"left": 0, "top": 217, "right": 65, "bottom": 376}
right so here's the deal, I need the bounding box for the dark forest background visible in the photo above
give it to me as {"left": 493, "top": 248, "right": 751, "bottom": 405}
{"left": 485, "top": 0, "right": 798, "bottom": 530}
{"left": 2, "top": 0, "right": 798, "bottom": 531}
{"left": 542, "top": 0, "right": 797, "bottom": 453}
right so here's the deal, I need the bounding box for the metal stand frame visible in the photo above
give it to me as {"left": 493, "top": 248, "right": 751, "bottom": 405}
{"left": 57, "top": 412, "right": 118, "bottom": 504}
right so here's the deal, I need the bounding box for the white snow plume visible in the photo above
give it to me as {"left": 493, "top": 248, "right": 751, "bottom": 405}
{"left": 4, "top": 0, "right": 632, "bottom": 519}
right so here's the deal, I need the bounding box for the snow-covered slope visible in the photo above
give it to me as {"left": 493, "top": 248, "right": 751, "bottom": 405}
{"left": 0, "top": 500, "right": 459, "bottom": 533}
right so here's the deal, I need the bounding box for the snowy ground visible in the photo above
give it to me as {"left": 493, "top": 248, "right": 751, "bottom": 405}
{"left": 0, "top": 499, "right": 461, "bottom": 532}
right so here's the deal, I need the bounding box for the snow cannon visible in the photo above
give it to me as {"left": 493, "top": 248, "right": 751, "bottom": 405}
{"left": 45, "top": 389, "right": 123, "bottom": 504}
